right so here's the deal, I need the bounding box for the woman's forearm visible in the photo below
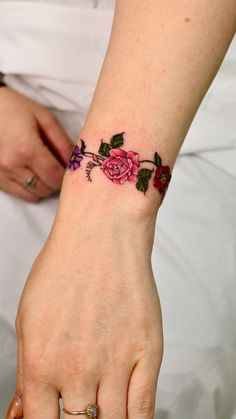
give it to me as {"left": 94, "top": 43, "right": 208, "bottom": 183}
{"left": 84, "top": 0, "right": 235, "bottom": 145}
{"left": 59, "top": 0, "right": 235, "bottom": 222}
{"left": 12, "top": 5, "right": 236, "bottom": 415}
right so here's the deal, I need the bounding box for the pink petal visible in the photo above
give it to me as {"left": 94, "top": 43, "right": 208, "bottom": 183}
{"left": 126, "top": 151, "right": 140, "bottom": 166}
{"left": 104, "top": 168, "right": 113, "bottom": 179}
{"left": 109, "top": 168, "right": 116, "bottom": 176}
{"left": 127, "top": 158, "right": 133, "bottom": 169}
{"left": 113, "top": 178, "right": 122, "bottom": 185}
{"left": 101, "top": 159, "right": 111, "bottom": 169}
{"left": 120, "top": 174, "right": 129, "bottom": 184}
{"left": 128, "top": 174, "right": 137, "bottom": 182}
{"left": 110, "top": 148, "right": 127, "bottom": 158}
{"left": 112, "top": 157, "right": 123, "bottom": 165}
{"left": 106, "top": 160, "right": 114, "bottom": 168}
{"left": 119, "top": 164, "right": 129, "bottom": 175}
{"left": 131, "top": 165, "right": 138, "bottom": 175}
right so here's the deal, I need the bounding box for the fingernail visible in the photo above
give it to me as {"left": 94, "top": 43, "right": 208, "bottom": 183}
{"left": 6, "top": 395, "right": 21, "bottom": 419}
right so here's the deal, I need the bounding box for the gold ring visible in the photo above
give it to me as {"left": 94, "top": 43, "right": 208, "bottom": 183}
{"left": 63, "top": 403, "right": 98, "bottom": 417}
{"left": 23, "top": 175, "right": 38, "bottom": 189}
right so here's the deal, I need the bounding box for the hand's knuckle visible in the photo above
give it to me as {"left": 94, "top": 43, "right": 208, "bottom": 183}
{"left": 64, "top": 349, "right": 92, "bottom": 379}
{"left": 136, "top": 336, "right": 163, "bottom": 360}
{"left": 24, "top": 355, "right": 48, "bottom": 381}
{"left": 0, "top": 156, "right": 12, "bottom": 171}
{"left": 18, "top": 142, "right": 32, "bottom": 159}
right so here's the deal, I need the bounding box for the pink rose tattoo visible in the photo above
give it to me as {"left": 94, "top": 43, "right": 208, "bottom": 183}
{"left": 67, "top": 132, "right": 171, "bottom": 195}
{"left": 101, "top": 149, "right": 140, "bottom": 184}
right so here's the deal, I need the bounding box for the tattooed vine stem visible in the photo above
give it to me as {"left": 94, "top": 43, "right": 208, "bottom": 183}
{"left": 67, "top": 132, "right": 171, "bottom": 195}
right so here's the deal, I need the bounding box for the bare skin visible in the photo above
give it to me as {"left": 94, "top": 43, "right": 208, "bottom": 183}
{"left": 6, "top": 0, "right": 236, "bottom": 418}
{"left": 0, "top": 87, "right": 73, "bottom": 201}
{"left": 13, "top": 206, "right": 162, "bottom": 419}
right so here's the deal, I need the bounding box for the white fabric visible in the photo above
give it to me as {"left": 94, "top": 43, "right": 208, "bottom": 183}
{"left": 0, "top": 1, "right": 235, "bottom": 417}
{"left": 0, "top": 1, "right": 115, "bottom": 113}
{"left": 1, "top": 0, "right": 115, "bottom": 7}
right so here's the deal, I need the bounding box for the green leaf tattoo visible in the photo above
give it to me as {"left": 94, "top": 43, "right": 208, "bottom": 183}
{"left": 154, "top": 152, "right": 162, "bottom": 167}
{"left": 98, "top": 141, "right": 111, "bottom": 157}
{"left": 136, "top": 168, "right": 154, "bottom": 193}
{"left": 137, "top": 168, "right": 153, "bottom": 179}
{"left": 136, "top": 178, "right": 149, "bottom": 193}
{"left": 110, "top": 132, "right": 125, "bottom": 148}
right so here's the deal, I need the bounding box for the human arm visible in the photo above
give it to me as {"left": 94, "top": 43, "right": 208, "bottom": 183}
{"left": 9, "top": 1, "right": 236, "bottom": 418}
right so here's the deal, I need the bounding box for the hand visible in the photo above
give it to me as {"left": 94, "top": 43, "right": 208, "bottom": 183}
{"left": 0, "top": 87, "right": 73, "bottom": 202}
{"left": 11, "top": 202, "right": 163, "bottom": 419}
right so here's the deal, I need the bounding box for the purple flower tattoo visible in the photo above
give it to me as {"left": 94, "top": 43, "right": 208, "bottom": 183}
{"left": 68, "top": 145, "right": 83, "bottom": 170}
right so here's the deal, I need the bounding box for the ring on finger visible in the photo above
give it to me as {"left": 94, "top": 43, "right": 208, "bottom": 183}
{"left": 63, "top": 403, "right": 98, "bottom": 417}
{"left": 23, "top": 175, "right": 38, "bottom": 189}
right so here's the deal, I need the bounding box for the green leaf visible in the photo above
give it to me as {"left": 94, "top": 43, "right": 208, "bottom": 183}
{"left": 98, "top": 141, "right": 111, "bottom": 157}
{"left": 136, "top": 178, "right": 149, "bottom": 193}
{"left": 80, "top": 139, "right": 86, "bottom": 154}
{"left": 137, "top": 168, "right": 153, "bottom": 180}
{"left": 136, "top": 168, "right": 154, "bottom": 193}
{"left": 154, "top": 152, "right": 162, "bottom": 167}
{"left": 110, "top": 132, "right": 125, "bottom": 148}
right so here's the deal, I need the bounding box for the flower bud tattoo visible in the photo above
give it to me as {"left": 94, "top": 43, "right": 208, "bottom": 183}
{"left": 67, "top": 132, "right": 171, "bottom": 195}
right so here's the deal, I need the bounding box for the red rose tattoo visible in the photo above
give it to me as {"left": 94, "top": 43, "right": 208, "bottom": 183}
{"left": 67, "top": 132, "right": 171, "bottom": 195}
{"left": 153, "top": 166, "right": 171, "bottom": 194}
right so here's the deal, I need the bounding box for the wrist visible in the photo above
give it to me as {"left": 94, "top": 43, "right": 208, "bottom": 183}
{"left": 50, "top": 129, "right": 171, "bottom": 251}
{"left": 60, "top": 129, "right": 171, "bottom": 211}
{"left": 60, "top": 168, "right": 161, "bottom": 219}
{"left": 54, "top": 183, "right": 158, "bottom": 254}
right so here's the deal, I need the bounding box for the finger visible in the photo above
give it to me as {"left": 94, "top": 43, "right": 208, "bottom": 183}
{"left": 36, "top": 110, "right": 74, "bottom": 166}
{"left": 12, "top": 166, "right": 54, "bottom": 198}
{"left": 0, "top": 178, "right": 39, "bottom": 202}
{"left": 31, "top": 137, "right": 66, "bottom": 190}
{"left": 62, "top": 379, "right": 98, "bottom": 418}
{"left": 97, "top": 365, "right": 130, "bottom": 419}
{"left": 6, "top": 395, "right": 22, "bottom": 419}
{"left": 128, "top": 357, "right": 161, "bottom": 419}
{"left": 15, "top": 332, "right": 24, "bottom": 418}
{"left": 6, "top": 315, "right": 23, "bottom": 419}
{"left": 23, "top": 383, "right": 60, "bottom": 419}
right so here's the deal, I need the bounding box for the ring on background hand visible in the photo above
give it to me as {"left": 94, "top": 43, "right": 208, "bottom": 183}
{"left": 63, "top": 403, "right": 98, "bottom": 417}
{"left": 23, "top": 175, "right": 38, "bottom": 189}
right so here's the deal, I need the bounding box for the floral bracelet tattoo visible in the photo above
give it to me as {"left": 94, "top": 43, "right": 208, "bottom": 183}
{"left": 67, "top": 132, "right": 171, "bottom": 195}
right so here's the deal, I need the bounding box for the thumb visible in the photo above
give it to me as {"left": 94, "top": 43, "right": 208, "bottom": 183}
{"left": 36, "top": 110, "right": 74, "bottom": 166}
